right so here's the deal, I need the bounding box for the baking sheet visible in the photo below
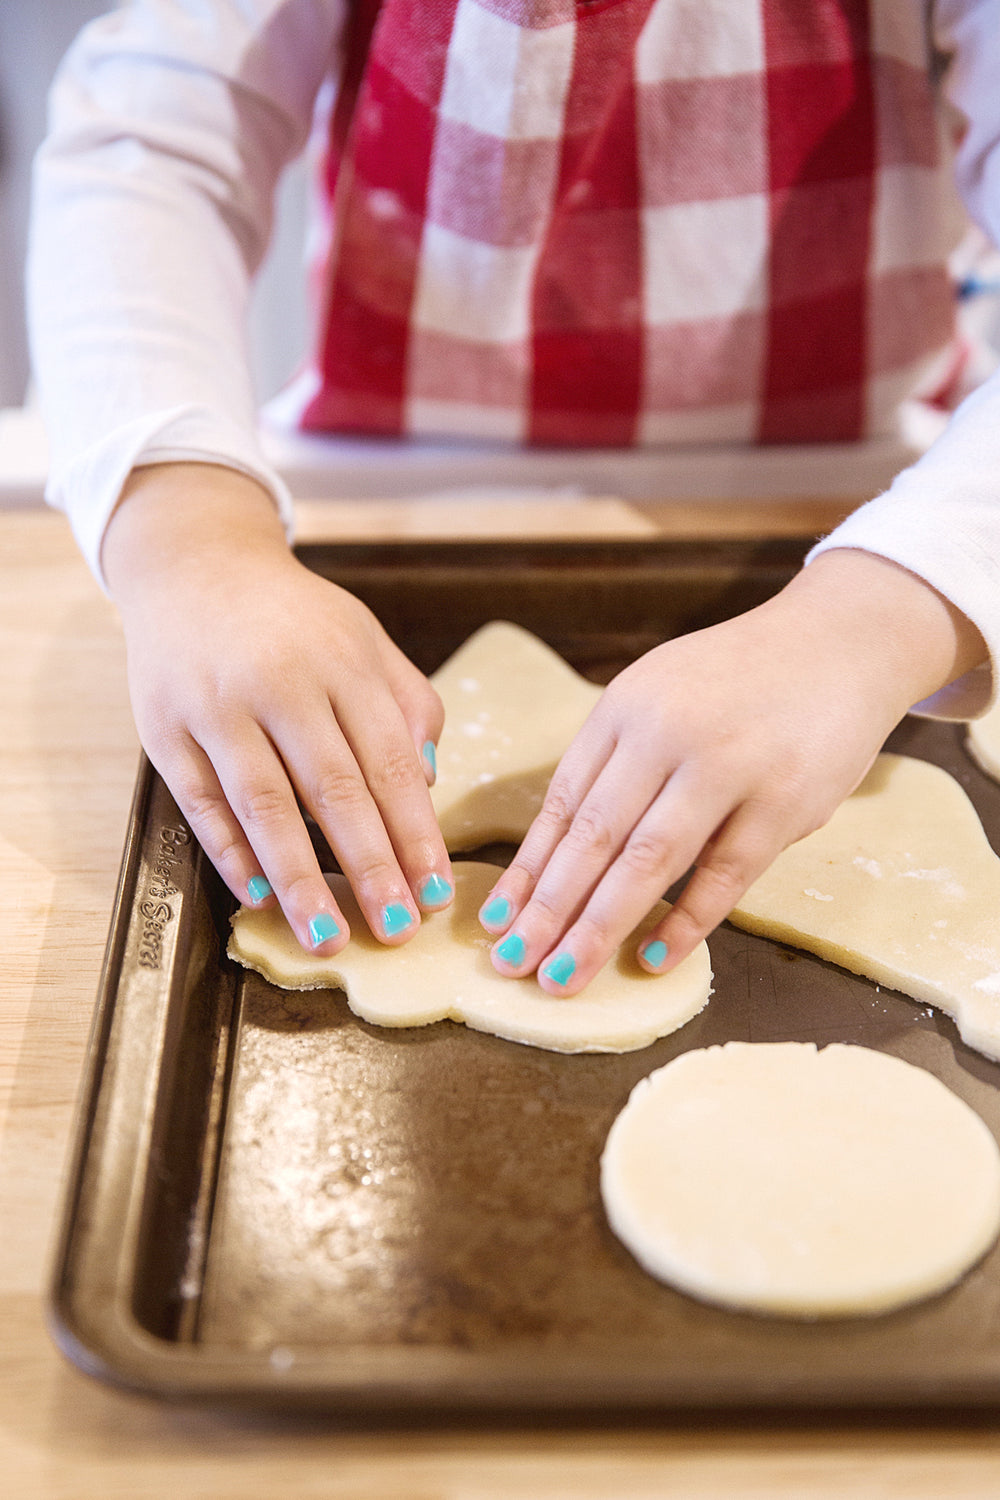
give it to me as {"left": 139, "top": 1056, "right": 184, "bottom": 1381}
{"left": 50, "top": 538, "right": 1000, "bottom": 1415}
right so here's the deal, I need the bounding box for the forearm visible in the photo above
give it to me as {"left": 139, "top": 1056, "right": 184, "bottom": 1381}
{"left": 101, "top": 463, "right": 292, "bottom": 610}
{"left": 27, "top": 0, "right": 343, "bottom": 584}
{"left": 780, "top": 549, "right": 988, "bottom": 721}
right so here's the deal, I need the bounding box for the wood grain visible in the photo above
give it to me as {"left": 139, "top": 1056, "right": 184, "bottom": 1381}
{"left": 4, "top": 504, "right": 1000, "bottom": 1497}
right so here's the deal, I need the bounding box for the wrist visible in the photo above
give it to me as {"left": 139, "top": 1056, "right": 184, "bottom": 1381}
{"left": 102, "top": 462, "right": 289, "bottom": 606}
{"left": 779, "top": 549, "right": 987, "bottom": 714}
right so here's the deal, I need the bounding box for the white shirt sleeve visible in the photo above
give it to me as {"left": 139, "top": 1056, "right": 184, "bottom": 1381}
{"left": 808, "top": 0, "right": 1000, "bottom": 720}
{"left": 27, "top": 0, "right": 347, "bottom": 588}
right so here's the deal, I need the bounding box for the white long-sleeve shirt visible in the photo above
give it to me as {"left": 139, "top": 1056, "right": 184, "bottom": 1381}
{"left": 26, "top": 0, "right": 1000, "bottom": 717}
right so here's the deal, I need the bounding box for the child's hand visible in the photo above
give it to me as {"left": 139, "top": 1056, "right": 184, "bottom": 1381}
{"left": 479, "top": 550, "right": 987, "bottom": 995}
{"left": 102, "top": 464, "right": 453, "bottom": 954}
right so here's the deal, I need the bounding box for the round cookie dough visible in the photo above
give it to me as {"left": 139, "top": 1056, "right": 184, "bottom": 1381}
{"left": 228, "top": 861, "right": 713, "bottom": 1054}
{"left": 600, "top": 1041, "right": 1000, "bottom": 1317}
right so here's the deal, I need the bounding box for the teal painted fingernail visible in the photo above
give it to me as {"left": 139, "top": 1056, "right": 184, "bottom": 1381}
{"left": 496, "top": 932, "right": 525, "bottom": 967}
{"left": 422, "top": 740, "right": 437, "bottom": 780}
{"left": 308, "top": 912, "right": 340, "bottom": 948}
{"left": 641, "top": 938, "right": 668, "bottom": 969}
{"left": 542, "top": 951, "right": 576, "bottom": 987}
{"left": 418, "top": 873, "right": 452, "bottom": 909}
{"left": 247, "top": 875, "right": 272, "bottom": 905}
{"left": 481, "top": 893, "right": 512, "bottom": 928}
{"left": 382, "top": 902, "right": 414, "bottom": 937}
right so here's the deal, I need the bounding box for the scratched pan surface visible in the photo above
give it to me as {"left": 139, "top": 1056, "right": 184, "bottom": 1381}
{"left": 50, "top": 539, "right": 1000, "bottom": 1416}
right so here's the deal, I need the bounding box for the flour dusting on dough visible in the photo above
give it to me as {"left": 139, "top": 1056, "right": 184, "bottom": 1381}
{"left": 900, "top": 867, "right": 966, "bottom": 900}
{"left": 730, "top": 754, "right": 1000, "bottom": 1062}
{"left": 429, "top": 622, "right": 603, "bottom": 850}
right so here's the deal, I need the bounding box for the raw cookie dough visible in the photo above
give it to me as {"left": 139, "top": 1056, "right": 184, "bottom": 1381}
{"left": 600, "top": 1041, "right": 1000, "bottom": 1318}
{"left": 429, "top": 621, "right": 603, "bottom": 849}
{"left": 968, "top": 698, "right": 1000, "bottom": 781}
{"left": 730, "top": 753, "right": 1000, "bottom": 1062}
{"left": 228, "top": 862, "right": 712, "bottom": 1054}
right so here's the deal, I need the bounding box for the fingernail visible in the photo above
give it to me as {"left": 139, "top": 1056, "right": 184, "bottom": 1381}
{"left": 496, "top": 932, "right": 526, "bottom": 967}
{"left": 247, "top": 875, "right": 272, "bottom": 905}
{"left": 418, "top": 873, "right": 452, "bottom": 909}
{"left": 422, "top": 740, "right": 437, "bottom": 781}
{"left": 640, "top": 938, "right": 668, "bottom": 969}
{"left": 382, "top": 902, "right": 415, "bottom": 937}
{"left": 480, "top": 893, "right": 512, "bottom": 929}
{"left": 308, "top": 912, "right": 340, "bottom": 948}
{"left": 542, "top": 951, "right": 576, "bottom": 988}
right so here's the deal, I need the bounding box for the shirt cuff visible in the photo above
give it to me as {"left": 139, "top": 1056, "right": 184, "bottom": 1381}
{"left": 807, "top": 504, "right": 998, "bottom": 722}
{"left": 44, "top": 404, "right": 296, "bottom": 593}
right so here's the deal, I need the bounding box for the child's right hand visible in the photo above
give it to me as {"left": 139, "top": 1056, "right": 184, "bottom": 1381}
{"left": 101, "top": 463, "right": 454, "bottom": 954}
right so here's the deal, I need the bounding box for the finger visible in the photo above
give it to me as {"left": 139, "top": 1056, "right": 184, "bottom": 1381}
{"left": 488, "top": 748, "right": 675, "bottom": 983}
{"left": 277, "top": 685, "right": 451, "bottom": 941}
{"left": 500, "top": 761, "right": 726, "bottom": 992}
{"left": 186, "top": 722, "right": 350, "bottom": 954}
{"left": 277, "top": 711, "right": 422, "bottom": 943}
{"left": 478, "top": 713, "right": 615, "bottom": 934}
{"left": 335, "top": 675, "right": 455, "bottom": 915}
{"left": 153, "top": 735, "right": 277, "bottom": 909}
{"left": 638, "top": 801, "right": 796, "bottom": 975}
{"left": 380, "top": 639, "right": 445, "bottom": 788}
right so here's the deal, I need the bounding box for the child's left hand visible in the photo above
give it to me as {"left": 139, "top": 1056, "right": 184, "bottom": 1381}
{"left": 477, "top": 550, "right": 987, "bottom": 995}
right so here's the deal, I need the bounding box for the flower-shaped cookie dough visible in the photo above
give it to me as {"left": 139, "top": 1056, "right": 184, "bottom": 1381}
{"left": 228, "top": 863, "right": 712, "bottom": 1055}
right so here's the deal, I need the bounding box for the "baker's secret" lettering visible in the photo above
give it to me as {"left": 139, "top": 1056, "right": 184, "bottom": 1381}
{"left": 137, "top": 825, "right": 189, "bottom": 970}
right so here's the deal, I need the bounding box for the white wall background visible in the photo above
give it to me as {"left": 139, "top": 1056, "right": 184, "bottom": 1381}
{"left": 0, "top": 0, "right": 310, "bottom": 409}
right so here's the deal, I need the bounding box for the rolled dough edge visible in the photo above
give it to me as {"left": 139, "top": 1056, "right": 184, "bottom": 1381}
{"left": 726, "top": 910, "right": 1000, "bottom": 1065}
{"left": 600, "top": 1043, "right": 1000, "bottom": 1318}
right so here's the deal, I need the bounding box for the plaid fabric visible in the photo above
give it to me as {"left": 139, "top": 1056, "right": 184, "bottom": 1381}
{"left": 300, "top": 0, "right": 961, "bottom": 445}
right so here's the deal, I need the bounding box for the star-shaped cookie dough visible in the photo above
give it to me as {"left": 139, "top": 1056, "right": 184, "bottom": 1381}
{"left": 429, "top": 621, "right": 604, "bottom": 850}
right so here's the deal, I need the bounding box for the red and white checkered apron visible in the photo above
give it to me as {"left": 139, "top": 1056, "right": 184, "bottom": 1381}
{"left": 299, "top": 0, "right": 961, "bottom": 446}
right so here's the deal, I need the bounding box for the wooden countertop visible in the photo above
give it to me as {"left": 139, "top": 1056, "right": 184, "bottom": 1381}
{"left": 5, "top": 501, "right": 1000, "bottom": 1498}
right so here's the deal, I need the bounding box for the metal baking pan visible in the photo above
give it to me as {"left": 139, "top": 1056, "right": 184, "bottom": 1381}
{"left": 50, "top": 537, "right": 1000, "bottom": 1416}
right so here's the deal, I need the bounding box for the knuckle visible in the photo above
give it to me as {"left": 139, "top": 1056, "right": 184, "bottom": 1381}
{"left": 368, "top": 744, "right": 422, "bottom": 797}
{"left": 570, "top": 906, "right": 616, "bottom": 951}
{"left": 663, "top": 900, "right": 711, "bottom": 953}
{"left": 358, "top": 856, "right": 401, "bottom": 892}
{"left": 533, "top": 783, "right": 578, "bottom": 840}
{"left": 563, "top": 803, "right": 616, "bottom": 860}
{"left": 697, "top": 842, "right": 750, "bottom": 886}
{"left": 620, "top": 828, "right": 669, "bottom": 883}
{"left": 310, "top": 765, "right": 368, "bottom": 821}
{"left": 181, "top": 782, "right": 231, "bottom": 834}
{"left": 238, "top": 781, "right": 291, "bottom": 831}
{"left": 674, "top": 857, "right": 751, "bottom": 938}
{"left": 526, "top": 882, "right": 564, "bottom": 924}
{"left": 280, "top": 871, "right": 325, "bottom": 913}
{"left": 209, "top": 831, "right": 247, "bottom": 880}
{"left": 140, "top": 710, "right": 185, "bottom": 756}
{"left": 749, "top": 764, "right": 816, "bottom": 828}
{"left": 500, "top": 853, "right": 543, "bottom": 892}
